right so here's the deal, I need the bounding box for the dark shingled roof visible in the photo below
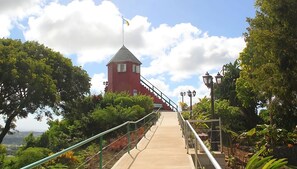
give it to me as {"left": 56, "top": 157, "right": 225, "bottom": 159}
{"left": 107, "top": 45, "right": 142, "bottom": 65}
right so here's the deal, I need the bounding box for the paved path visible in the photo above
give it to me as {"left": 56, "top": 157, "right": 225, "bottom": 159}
{"left": 112, "top": 111, "right": 195, "bottom": 169}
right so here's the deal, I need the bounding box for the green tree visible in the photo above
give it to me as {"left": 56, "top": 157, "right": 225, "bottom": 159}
{"left": 0, "top": 38, "right": 90, "bottom": 143}
{"left": 29, "top": 93, "right": 154, "bottom": 151}
{"left": 23, "top": 133, "right": 37, "bottom": 149}
{"left": 238, "top": 0, "right": 297, "bottom": 130}
{"left": 193, "top": 97, "right": 244, "bottom": 132}
{"left": 216, "top": 61, "right": 241, "bottom": 107}
{"left": 61, "top": 94, "right": 102, "bottom": 121}
{"left": 216, "top": 61, "right": 261, "bottom": 129}
{"left": 0, "top": 144, "right": 6, "bottom": 168}
{"left": 15, "top": 147, "right": 51, "bottom": 168}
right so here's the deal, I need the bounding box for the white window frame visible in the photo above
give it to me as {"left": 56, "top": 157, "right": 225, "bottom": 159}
{"left": 117, "top": 63, "right": 126, "bottom": 72}
{"left": 133, "top": 64, "right": 140, "bottom": 73}
{"left": 136, "top": 65, "right": 140, "bottom": 73}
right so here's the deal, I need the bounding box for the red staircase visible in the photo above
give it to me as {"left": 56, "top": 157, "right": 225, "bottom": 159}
{"left": 139, "top": 76, "right": 178, "bottom": 111}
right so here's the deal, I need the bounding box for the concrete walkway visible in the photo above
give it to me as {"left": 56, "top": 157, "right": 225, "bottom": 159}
{"left": 112, "top": 111, "right": 195, "bottom": 169}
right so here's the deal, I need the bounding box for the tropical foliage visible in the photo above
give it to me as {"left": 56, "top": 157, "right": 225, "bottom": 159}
{"left": 246, "top": 147, "right": 288, "bottom": 169}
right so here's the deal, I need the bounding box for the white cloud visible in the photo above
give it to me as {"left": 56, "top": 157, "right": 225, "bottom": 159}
{"left": 0, "top": 0, "right": 42, "bottom": 37}
{"left": 170, "top": 84, "right": 209, "bottom": 109}
{"left": 141, "top": 34, "right": 244, "bottom": 82}
{"left": 15, "top": 114, "right": 49, "bottom": 132}
{"left": 146, "top": 77, "right": 170, "bottom": 95}
{"left": 90, "top": 73, "right": 106, "bottom": 94}
{"left": 23, "top": 0, "right": 245, "bottom": 82}
{"left": 0, "top": 15, "right": 12, "bottom": 37}
{"left": 24, "top": 0, "right": 123, "bottom": 65}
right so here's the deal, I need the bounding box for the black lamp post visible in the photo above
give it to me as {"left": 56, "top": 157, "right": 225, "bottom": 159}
{"left": 187, "top": 90, "right": 196, "bottom": 119}
{"left": 103, "top": 81, "right": 108, "bottom": 92}
{"left": 180, "top": 92, "right": 186, "bottom": 103}
{"left": 202, "top": 72, "right": 223, "bottom": 151}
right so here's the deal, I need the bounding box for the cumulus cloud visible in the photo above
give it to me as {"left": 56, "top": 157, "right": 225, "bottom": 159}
{"left": 141, "top": 33, "right": 244, "bottom": 82}
{"left": 90, "top": 73, "right": 107, "bottom": 94}
{"left": 6, "top": 0, "right": 245, "bottom": 100}
{"left": 22, "top": 0, "right": 245, "bottom": 82}
{"left": 0, "top": 15, "right": 12, "bottom": 37}
{"left": 0, "top": 0, "right": 41, "bottom": 37}
{"left": 24, "top": 0, "right": 123, "bottom": 65}
{"left": 146, "top": 77, "right": 170, "bottom": 95}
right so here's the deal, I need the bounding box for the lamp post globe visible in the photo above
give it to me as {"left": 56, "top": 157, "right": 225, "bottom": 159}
{"left": 180, "top": 92, "right": 186, "bottom": 103}
{"left": 187, "top": 90, "right": 196, "bottom": 119}
{"left": 215, "top": 72, "right": 223, "bottom": 84}
{"left": 203, "top": 72, "right": 213, "bottom": 88}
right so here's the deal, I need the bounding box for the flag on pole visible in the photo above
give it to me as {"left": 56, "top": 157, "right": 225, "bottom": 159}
{"left": 122, "top": 16, "right": 129, "bottom": 45}
{"left": 122, "top": 17, "right": 129, "bottom": 26}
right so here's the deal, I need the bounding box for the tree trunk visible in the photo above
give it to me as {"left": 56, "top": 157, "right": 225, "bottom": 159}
{"left": 0, "top": 111, "right": 18, "bottom": 143}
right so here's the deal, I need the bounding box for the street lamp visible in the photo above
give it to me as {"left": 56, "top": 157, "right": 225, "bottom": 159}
{"left": 187, "top": 90, "right": 196, "bottom": 119}
{"left": 103, "top": 81, "right": 109, "bottom": 92}
{"left": 202, "top": 72, "right": 223, "bottom": 118}
{"left": 180, "top": 92, "right": 186, "bottom": 103}
{"left": 202, "top": 72, "right": 223, "bottom": 151}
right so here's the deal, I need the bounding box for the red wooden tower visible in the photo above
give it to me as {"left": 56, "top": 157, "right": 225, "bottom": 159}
{"left": 106, "top": 45, "right": 177, "bottom": 111}
{"left": 106, "top": 45, "right": 141, "bottom": 95}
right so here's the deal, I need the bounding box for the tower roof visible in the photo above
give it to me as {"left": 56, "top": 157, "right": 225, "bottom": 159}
{"left": 107, "top": 45, "right": 142, "bottom": 65}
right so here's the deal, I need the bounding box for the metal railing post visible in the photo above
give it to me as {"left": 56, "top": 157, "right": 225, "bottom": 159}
{"left": 185, "top": 121, "right": 189, "bottom": 154}
{"left": 194, "top": 138, "right": 198, "bottom": 169}
{"left": 127, "top": 123, "right": 131, "bottom": 153}
{"left": 186, "top": 121, "right": 222, "bottom": 169}
{"left": 219, "top": 118, "right": 223, "bottom": 152}
{"left": 99, "top": 136, "right": 103, "bottom": 169}
{"left": 135, "top": 123, "right": 138, "bottom": 149}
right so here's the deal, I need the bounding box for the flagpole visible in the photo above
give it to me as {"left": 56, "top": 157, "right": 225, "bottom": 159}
{"left": 122, "top": 16, "right": 124, "bottom": 45}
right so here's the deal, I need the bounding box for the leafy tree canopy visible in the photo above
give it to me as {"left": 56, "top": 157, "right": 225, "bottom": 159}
{"left": 0, "top": 38, "right": 90, "bottom": 143}
{"left": 215, "top": 61, "right": 261, "bottom": 129}
{"left": 193, "top": 97, "right": 245, "bottom": 132}
{"left": 238, "top": 0, "right": 297, "bottom": 130}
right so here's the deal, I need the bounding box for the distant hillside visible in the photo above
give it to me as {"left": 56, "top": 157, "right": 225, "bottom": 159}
{"left": 3, "top": 131, "right": 43, "bottom": 145}
{"left": 2, "top": 132, "right": 44, "bottom": 155}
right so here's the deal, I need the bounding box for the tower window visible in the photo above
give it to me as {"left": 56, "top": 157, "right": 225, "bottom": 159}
{"left": 117, "top": 64, "right": 126, "bottom": 72}
{"left": 133, "top": 64, "right": 140, "bottom": 73}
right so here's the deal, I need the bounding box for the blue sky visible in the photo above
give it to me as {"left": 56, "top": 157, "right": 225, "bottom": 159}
{"left": 0, "top": 0, "right": 255, "bottom": 131}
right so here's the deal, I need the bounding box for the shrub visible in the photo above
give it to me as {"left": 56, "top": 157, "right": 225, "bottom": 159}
{"left": 0, "top": 144, "right": 6, "bottom": 168}
{"left": 246, "top": 146, "right": 288, "bottom": 169}
{"left": 15, "top": 147, "right": 51, "bottom": 168}
{"left": 114, "top": 96, "right": 134, "bottom": 108}
{"left": 132, "top": 95, "right": 154, "bottom": 113}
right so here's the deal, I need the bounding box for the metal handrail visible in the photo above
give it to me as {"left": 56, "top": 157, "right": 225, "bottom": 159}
{"left": 140, "top": 75, "right": 178, "bottom": 111}
{"left": 21, "top": 109, "right": 161, "bottom": 169}
{"left": 177, "top": 112, "right": 222, "bottom": 169}
{"left": 186, "top": 121, "right": 222, "bottom": 169}
{"left": 188, "top": 119, "right": 223, "bottom": 153}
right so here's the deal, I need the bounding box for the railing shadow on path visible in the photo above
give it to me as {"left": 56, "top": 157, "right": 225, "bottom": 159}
{"left": 112, "top": 113, "right": 165, "bottom": 169}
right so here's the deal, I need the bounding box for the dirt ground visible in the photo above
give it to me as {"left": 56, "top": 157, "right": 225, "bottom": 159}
{"left": 223, "top": 146, "right": 252, "bottom": 169}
